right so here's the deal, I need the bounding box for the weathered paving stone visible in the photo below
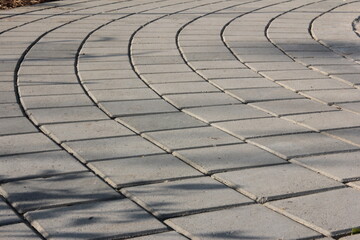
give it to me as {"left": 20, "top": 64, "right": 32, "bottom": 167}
{"left": 79, "top": 70, "right": 137, "bottom": 80}
{"left": 197, "top": 68, "right": 260, "bottom": 79}
{"left": 141, "top": 72, "right": 204, "bottom": 84}
{"left": 326, "top": 127, "right": 360, "bottom": 146}
{"left": 183, "top": 104, "right": 270, "bottom": 123}
{"left": 21, "top": 94, "right": 93, "bottom": 109}
{"left": 0, "top": 117, "right": 37, "bottom": 136}
{"left": 227, "top": 87, "right": 304, "bottom": 103}
{"left": 214, "top": 117, "right": 312, "bottom": 140}
{"left": 214, "top": 164, "right": 342, "bottom": 203}
{"left": 302, "top": 89, "right": 360, "bottom": 105}
{"left": 63, "top": 135, "right": 164, "bottom": 162}
{"left": 248, "top": 133, "right": 359, "bottom": 159}
{"left": 89, "top": 88, "right": 159, "bottom": 102}
{"left": 122, "top": 177, "right": 252, "bottom": 218}
{"left": 332, "top": 74, "right": 360, "bottom": 85}
{"left": 127, "top": 231, "right": 188, "bottom": 240}
{"left": 41, "top": 120, "right": 134, "bottom": 143}
{"left": 0, "top": 172, "right": 119, "bottom": 213}
{"left": 150, "top": 82, "right": 219, "bottom": 95}
{"left": 18, "top": 84, "right": 83, "bottom": 96}
{"left": 248, "top": 61, "right": 308, "bottom": 71}
{"left": 164, "top": 92, "right": 238, "bottom": 109}
{"left": 284, "top": 111, "right": 360, "bottom": 131}
{"left": 250, "top": 99, "right": 336, "bottom": 116}
{"left": 165, "top": 204, "right": 321, "bottom": 239}
{"left": 211, "top": 78, "right": 279, "bottom": 90}
{"left": 88, "top": 154, "right": 201, "bottom": 188}
{"left": 188, "top": 60, "right": 245, "bottom": 69}
{"left": 292, "top": 152, "right": 360, "bottom": 182}
{"left": 174, "top": 143, "right": 285, "bottom": 174}
{"left": 100, "top": 99, "right": 177, "bottom": 117}
{"left": 338, "top": 102, "right": 360, "bottom": 114}
{"left": 260, "top": 69, "right": 327, "bottom": 81}
{"left": 0, "top": 223, "right": 40, "bottom": 239}
{"left": 0, "top": 199, "right": 20, "bottom": 225}
{"left": 83, "top": 79, "right": 147, "bottom": 90}
{"left": 265, "top": 188, "right": 360, "bottom": 237}
{"left": 25, "top": 199, "right": 167, "bottom": 240}
{"left": 134, "top": 63, "right": 190, "bottom": 74}
{"left": 28, "top": 106, "right": 108, "bottom": 125}
{"left": 143, "top": 126, "right": 241, "bottom": 151}
{"left": 0, "top": 91, "right": 17, "bottom": 104}
{"left": 0, "top": 133, "right": 59, "bottom": 156}
{"left": 278, "top": 78, "right": 352, "bottom": 91}
{"left": 0, "top": 151, "right": 86, "bottom": 182}
{"left": 0, "top": 103, "right": 24, "bottom": 118}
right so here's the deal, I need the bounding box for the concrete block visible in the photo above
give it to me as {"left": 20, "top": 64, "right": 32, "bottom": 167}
{"left": 0, "top": 117, "right": 36, "bottom": 136}
{"left": 89, "top": 88, "right": 159, "bottom": 102}
{"left": 0, "top": 91, "right": 17, "bottom": 104}
{"left": 141, "top": 72, "right": 203, "bottom": 84}
{"left": 188, "top": 60, "right": 244, "bottom": 69}
{"left": 21, "top": 94, "right": 93, "bottom": 109}
{"left": 0, "top": 199, "right": 20, "bottom": 225}
{"left": 0, "top": 223, "right": 39, "bottom": 239}
{"left": 197, "top": 69, "right": 260, "bottom": 79}
{"left": 0, "top": 103, "right": 23, "bottom": 118}
{"left": 151, "top": 82, "right": 219, "bottom": 95}
{"left": 302, "top": 89, "right": 360, "bottom": 105}
{"left": 211, "top": 78, "right": 278, "bottom": 90}
{"left": 338, "top": 102, "right": 360, "bottom": 114}
{"left": 18, "top": 84, "right": 83, "bottom": 96}
{"left": 128, "top": 231, "right": 188, "bottom": 240}
{"left": 134, "top": 64, "right": 190, "bottom": 74}
{"left": 260, "top": 70, "right": 327, "bottom": 81}
{"left": 326, "top": 127, "right": 360, "bottom": 146}
{"left": 248, "top": 61, "right": 307, "bottom": 71}
{"left": 278, "top": 78, "right": 352, "bottom": 91}
{"left": 82, "top": 79, "right": 147, "bottom": 90}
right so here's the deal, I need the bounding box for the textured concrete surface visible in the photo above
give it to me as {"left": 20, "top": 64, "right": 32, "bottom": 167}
{"left": 0, "top": 0, "right": 359, "bottom": 239}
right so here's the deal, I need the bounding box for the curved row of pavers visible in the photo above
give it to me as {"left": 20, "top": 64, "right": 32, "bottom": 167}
{"left": 0, "top": 0, "right": 202, "bottom": 239}
{"left": 72, "top": 0, "right": 360, "bottom": 239}
{"left": 312, "top": 1, "right": 360, "bottom": 64}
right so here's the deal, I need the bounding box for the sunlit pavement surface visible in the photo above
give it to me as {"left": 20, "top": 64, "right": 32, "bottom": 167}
{"left": 0, "top": 0, "right": 360, "bottom": 239}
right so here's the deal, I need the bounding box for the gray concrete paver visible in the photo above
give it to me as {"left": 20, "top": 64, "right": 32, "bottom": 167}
{"left": 21, "top": 94, "right": 94, "bottom": 110}
{"left": 326, "top": 127, "right": 360, "bottom": 146}
{"left": 278, "top": 78, "right": 353, "bottom": 91}
{"left": 127, "top": 231, "right": 188, "bottom": 240}
{"left": 302, "top": 89, "right": 360, "bottom": 105}
{"left": 0, "top": 117, "right": 37, "bottom": 136}
{"left": 0, "top": 223, "right": 40, "bottom": 239}
{"left": 0, "top": 199, "right": 21, "bottom": 226}
{"left": 211, "top": 78, "right": 279, "bottom": 90}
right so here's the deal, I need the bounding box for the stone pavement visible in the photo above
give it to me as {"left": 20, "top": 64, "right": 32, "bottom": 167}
{"left": 0, "top": 0, "right": 360, "bottom": 239}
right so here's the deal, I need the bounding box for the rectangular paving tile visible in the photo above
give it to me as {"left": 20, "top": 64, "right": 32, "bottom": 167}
{"left": 166, "top": 204, "right": 321, "bottom": 240}
{"left": 19, "top": 84, "right": 83, "bottom": 96}
{"left": 141, "top": 72, "right": 203, "bottom": 84}
{"left": 164, "top": 92, "right": 238, "bottom": 109}
{"left": 151, "top": 82, "right": 219, "bottom": 95}
{"left": 25, "top": 199, "right": 166, "bottom": 240}
{"left": 134, "top": 63, "right": 190, "bottom": 74}
{"left": 0, "top": 172, "right": 119, "bottom": 213}
{"left": 227, "top": 87, "right": 304, "bottom": 103}
{"left": 326, "top": 127, "right": 360, "bottom": 146}
{"left": 89, "top": 88, "right": 159, "bottom": 102}
{"left": 0, "top": 151, "right": 86, "bottom": 182}
{"left": 117, "top": 112, "right": 206, "bottom": 133}
{"left": 21, "top": 94, "right": 93, "bottom": 109}
{"left": 0, "top": 117, "right": 37, "bottom": 136}
{"left": 28, "top": 106, "right": 108, "bottom": 125}
{"left": 266, "top": 188, "right": 360, "bottom": 237}
{"left": 63, "top": 135, "right": 164, "bottom": 162}
{"left": 248, "top": 61, "right": 308, "bottom": 71}
{"left": 88, "top": 154, "right": 201, "bottom": 188}
{"left": 174, "top": 144, "right": 285, "bottom": 174}
{"left": 278, "top": 78, "right": 352, "bottom": 91}
{"left": 188, "top": 60, "right": 245, "bottom": 69}
{"left": 0, "top": 103, "right": 23, "bottom": 118}
{"left": 214, "top": 164, "right": 342, "bottom": 203}
{"left": 284, "top": 111, "right": 360, "bottom": 131}
{"left": 0, "top": 199, "right": 20, "bottom": 226}
{"left": 100, "top": 99, "right": 177, "bottom": 117}
{"left": 210, "top": 78, "right": 279, "bottom": 90}
{"left": 292, "top": 152, "right": 360, "bottom": 182}
{"left": 83, "top": 78, "right": 147, "bottom": 90}
{"left": 248, "top": 133, "right": 359, "bottom": 159}
{"left": 250, "top": 99, "right": 336, "bottom": 116}
{"left": 0, "top": 91, "right": 17, "bottom": 104}
{"left": 214, "top": 117, "right": 312, "bottom": 140}
{"left": 260, "top": 69, "right": 327, "bottom": 81}
{"left": 302, "top": 89, "right": 360, "bottom": 105}
{"left": 122, "top": 177, "right": 252, "bottom": 219}
{"left": 0, "top": 223, "right": 40, "bottom": 239}
{"left": 143, "top": 126, "right": 241, "bottom": 151}
{"left": 197, "top": 68, "right": 260, "bottom": 79}
{"left": 0, "top": 133, "right": 59, "bottom": 156}
{"left": 129, "top": 231, "right": 188, "bottom": 240}
{"left": 41, "top": 120, "right": 134, "bottom": 143}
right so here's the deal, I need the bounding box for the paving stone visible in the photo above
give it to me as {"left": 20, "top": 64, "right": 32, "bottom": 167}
{"left": 141, "top": 72, "right": 204, "bottom": 84}
{"left": 251, "top": 99, "right": 336, "bottom": 116}
{"left": 332, "top": 74, "right": 360, "bottom": 85}
{"left": 0, "top": 199, "right": 20, "bottom": 225}
{"left": 25, "top": 199, "right": 166, "bottom": 240}
{"left": 164, "top": 92, "right": 238, "bottom": 109}
{"left": 21, "top": 94, "right": 93, "bottom": 109}
{"left": 133, "top": 55, "right": 185, "bottom": 65}
{"left": 183, "top": 52, "right": 235, "bottom": 61}
{"left": 0, "top": 117, "right": 37, "bottom": 136}
{"left": 214, "top": 117, "right": 311, "bottom": 139}
{"left": 127, "top": 231, "right": 188, "bottom": 240}
{"left": 0, "top": 150, "right": 86, "bottom": 182}
{"left": 0, "top": 172, "right": 119, "bottom": 213}
{"left": 0, "top": 91, "right": 17, "bottom": 103}
{"left": 326, "top": 127, "right": 360, "bottom": 146}
{"left": 41, "top": 120, "right": 134, "bottom": 143}
{"left": 79, "top": 70, "right": 137, "bottom": 80}
{"left": 28, "top": 106, "right": 108, "bottom": 125}
{"left": 338, "top": 102, "right": 360, "bottom": 114}
{"left": 166, "top": 204, "right": 321, "bottom": 240}
{"left": 248, "top": 61, "right": 308, "bottom": 71}
{"left": 248, "top": 133, "right": 359, "bottom": 159}
{"left": 278, "top": 78, "right": 352, "bottom": 91}
{"left": 18, "top": 84, "right": 83, "bottom": 96}
{"left": 188, "top": 60, "right": 245, "bottom": 69}
{"left": 266, "top": 188, "right": 360, "bottom": 237}
{"left": 63, "top": 135, "right": 164, "bottom": 162}
{"left": 284, "top": 111, "right": 360, "bottom": 131}
{"left": 296, "top": 57, "right": 355, "bottom": 66}
{"left": 210, "top": 78, "right": 279, "bottom": 90}
{"left": 117, "top": 112, "right": 206, "bottom": 133}
{"left": 134, "top": 64, "right": 191, "bottom": 74}
{"left": 83, "top": 79, "right": 147, "bottom": 90}
{"left": 100, "top": 99, "right": 177, "bottom": 117}
{"left": 302, "top": 89, "right": 360, "bottom": 104}
{"left": 151, "top": 82, "right": 219, "bottom": 95}
{"left": 183, "top": 104, "right": 270, "bottom": 123}
{"left": 214, "top": 164, "right": 342, "bottom": 203}
{"left": 123, "top": 177, "right": 252, "bottom": 218}
{"left": 228, "top": 87, "right": 304, "bottom": 103}
{"left": 340, "top": 234, "right": 360, "bottom": 240}
{"left": 292, "top": 151, "right": 360, "bottom": 182}
{"left": 89, "top": 88, "right": 159, "bottom": 102}
{"left": 197, "top": 68, "right": 260, "bottom": 79}
{"left": 88, "top": 154, "right": 200, "bottom": 188}
{"left": 0, "top": 103, "right": 23, "bottom": 118}
{"left": 143, "top": 126, "right": 241, "bottom": 151}
{"left": 237, "top": 54, "right": 292, "bottom": 62}
{"left": 0, "top": 223, "right": 40, "bottom": 239}
{"left": 311, "top": 65, "right": 360, "bottom": 75}
{"left": 260, "top": 70, "right": 327, "bottom": 81}
{"left": 0, "top": 133, "right": 59, "bottom": 156}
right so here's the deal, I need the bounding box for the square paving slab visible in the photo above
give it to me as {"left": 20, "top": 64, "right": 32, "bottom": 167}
{"left": 25, "top": 199, "right": 166, "bottom": 240}
{"left": 122, "top": 177, "right": 252, "bottom": 218}
{"left": 166, "top": 204, "right": 321, "bottom": 240}
{"left": 266, "top": 188, "right": 360, "bottom": 237}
